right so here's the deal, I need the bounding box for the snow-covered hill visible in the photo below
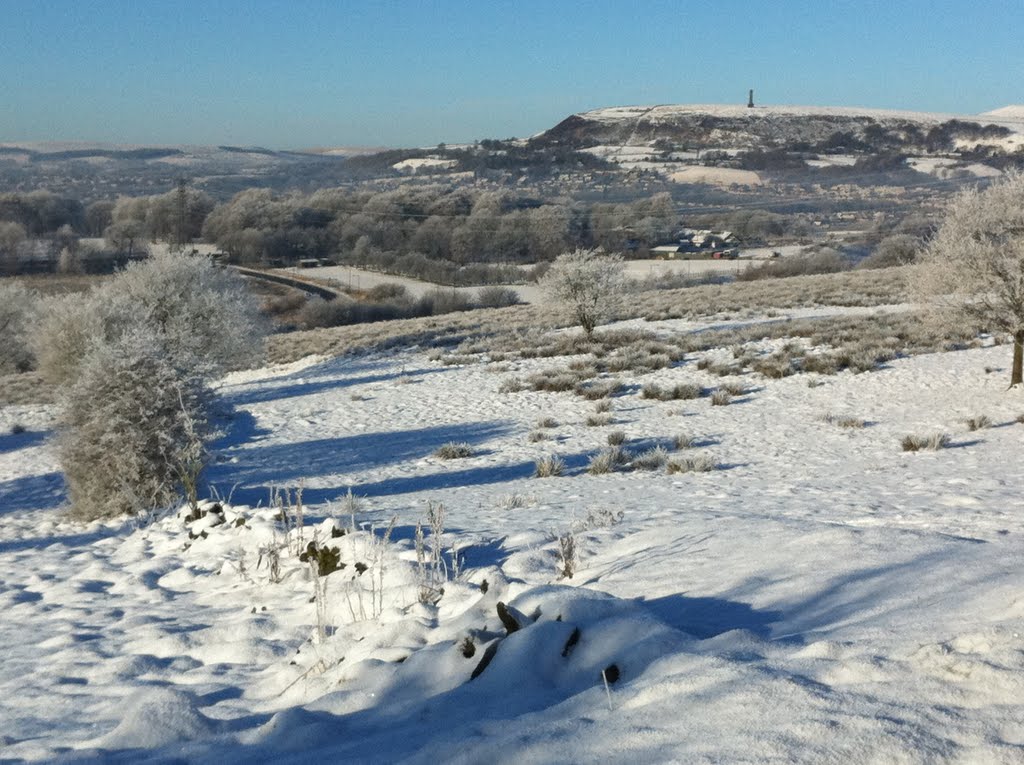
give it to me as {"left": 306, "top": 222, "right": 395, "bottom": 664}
{"left": 535, "top": 102, "right": 1024, "bottom": 157}
{"left": 2, "top": 298, "right": 1024, "bottom": 762}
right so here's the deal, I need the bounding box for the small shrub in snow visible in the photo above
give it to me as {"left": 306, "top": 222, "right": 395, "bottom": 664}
{"left": 528, "top": 430, "right": 548, "bottom": 442}
{"left": 901, "top": 433, "right": 950, "bottom": 452}
{"left": 536, "top": 417, "right": 558, "bottom": 429}
{"left": 720, "top": 381, "right": 747, "bottom": 396}
{"left": 415, "top": 501, "right": 453, "bottom": 604}
{"left": 641, "top": 382, "right": 703, "bottom": 401}
{"left": 801, "top": 354, "right": 848, "bottom": 376}
{"left": 10, "top": 422, "right": 27, "bottom": 435}
{"left": 594, "top": 399, "right": 612, "bottom": 413}
{"left": 534, "top": 455, "right": 565, "bottom": 477}
{"left": 607, "top": 430, "right": 626, "bottom": 446}
{"left": 671, "top": 432, "right": 694, "bottom": 449}
{"left": 498, "top": 377, "right": 524, "bottom": 394}
{"left": 575, "top": 379, "right": 623, "bottom": 400}
{"left": 496, "top": 493, "right": 529, "bottom": 510}
{"left": 528, "top": 372, "right": 581, "bottom": 393}
{"left": 435, "top": 441, "right": 474, "bottom": 459}
{"left": 587, "top": 447, "right": 628, "bottom": 475}
{"left": 964, "top": 415, "right": 992, "bottom": 431}
{"left": 632, "top": 446, "right": 669, "bottom": 471}
{"left": 753, "top": 358, "right": 795, "bottom": 379}
{"left": 821, "top": 413, "right": 866, "bottom": 428}
{"left": 556, "top": 531, "right": 577, "bottom": 579}
{"left": 586, "top": 414, "right": 613, "bottom": 427}
{"left": 666, "top": 454, "right": 718, "bottom": 474}
{"left": 710, "top": 390, "right": 732, "bottom": 406}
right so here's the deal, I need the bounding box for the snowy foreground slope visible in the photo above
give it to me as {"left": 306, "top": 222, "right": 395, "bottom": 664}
{"left": 2, "top": 312, "right": 1024, "bottom": 763}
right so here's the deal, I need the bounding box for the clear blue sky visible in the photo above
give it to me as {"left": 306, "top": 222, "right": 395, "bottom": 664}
{"left": 2, "top": 0, "right": 1022, "bottom": 149}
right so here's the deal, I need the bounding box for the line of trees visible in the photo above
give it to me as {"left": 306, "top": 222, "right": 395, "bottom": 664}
{"left": 2, "top": 182, "right": 815, "bottom": 281}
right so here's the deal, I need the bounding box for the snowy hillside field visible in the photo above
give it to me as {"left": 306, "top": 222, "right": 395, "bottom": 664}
{"left": 2, "top": 269, "right": 1024, "bottom": 762}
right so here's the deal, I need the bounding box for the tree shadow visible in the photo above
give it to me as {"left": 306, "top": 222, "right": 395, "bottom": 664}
{"left": 639, "top": 593, "right": 782, "bottom": 640}
{"left": 722, "top": 545, "right": 983, "bottom": 643}
{"left": 304, "top": 460, "right": 539, "bottom": 503}
{"left": 0, "top": 429, "right": 48, "bottom": 453}
{"left": 0, "top": 471, "right": 65, "bottom": 514}
{"left": 208, "top": 421, "right": 518, "bottom": 505}
{"left": 226, "top": 367, "right": 447, "bottom": 407}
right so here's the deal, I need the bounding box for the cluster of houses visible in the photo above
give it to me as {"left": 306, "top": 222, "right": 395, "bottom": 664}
{"left": 650, "top": 229, "right": 740, "bottom": 260}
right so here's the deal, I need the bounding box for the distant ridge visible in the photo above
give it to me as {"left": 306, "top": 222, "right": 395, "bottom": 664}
{"left": 979, "top": 105, "right": 1024, "bottom": 121}
{"left": 532, "top": 103, "right": 1024, "bottom": 155}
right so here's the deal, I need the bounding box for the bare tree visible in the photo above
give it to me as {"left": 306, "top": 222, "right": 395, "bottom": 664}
{"left": 912, "top": 171, "right": 1024, "bottom": 386}
{"left": 540, "top": 248, "right": 625, "bottom": 337}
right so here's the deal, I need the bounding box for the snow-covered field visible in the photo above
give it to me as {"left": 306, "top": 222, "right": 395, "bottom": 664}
{"left": 2, "top": 307, "right": 1024, "bottom": 762}
{"left": 287, "top": 259, "right": 753, "bottom": 306}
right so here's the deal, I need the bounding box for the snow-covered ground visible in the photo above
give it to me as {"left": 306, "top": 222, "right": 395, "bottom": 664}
{"left": 2, "top": 309, "right": 1024, "bottom": 762}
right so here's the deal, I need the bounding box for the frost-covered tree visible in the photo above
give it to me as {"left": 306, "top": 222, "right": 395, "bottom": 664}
{"left": 57, "top": 330, "right": 211, "bottom": 521}
{"left": 0, "top": 221, "right": 27, "bottom": 275}
{"left": 0, "top": 282, "right": 38, "bottom": 374}
{"left": 540, "top": 248, "right": 625, "bottom": 337}
{"left": 912, "top": 171, "right": 1024, "bottom": 386}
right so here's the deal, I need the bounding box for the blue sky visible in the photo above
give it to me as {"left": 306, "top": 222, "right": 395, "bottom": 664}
{"left": 1, "top": 0, "right": 1022, "bottom": 148}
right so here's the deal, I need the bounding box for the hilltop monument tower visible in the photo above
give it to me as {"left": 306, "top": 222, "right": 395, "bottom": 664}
{"left": 748, "top": 89, "right": 754, "bottom": 108}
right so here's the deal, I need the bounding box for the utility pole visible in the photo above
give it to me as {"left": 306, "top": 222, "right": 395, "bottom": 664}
{"left": 748, "top": 89, "right": 754, "bottom": 108}
{"left": 175, "top": 177, "right": 189, "bottom": 252}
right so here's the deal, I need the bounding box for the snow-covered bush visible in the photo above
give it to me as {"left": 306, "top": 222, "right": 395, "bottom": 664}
{"left": 58, "top": 330, "right": 211, "bottom": 521}
{"left": 0, "top": 282, "right": 39, "bottom": 374}
{"left": 35, "top": 251, "right": 267, "bottom": 385}
{"left": 33, "top": 292, "right": 107, "bottom": 385}
{"left": 41, "top": 252, "right": 266, "bottom": 520}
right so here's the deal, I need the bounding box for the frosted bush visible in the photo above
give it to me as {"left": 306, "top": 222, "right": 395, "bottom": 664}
{"left": 534, "top": 455, "right": 565, "bottom": 477}
{"left": 58, "top": 330, "right": 211, "bottom": 521}
{"left": 36, "top": 251, "right": 268, "bottom": 385}
{"left": 632, "top": 446, "right": 669, "bottom": 470}
{"left": 587, "top": 447, "right": 628, "bottom": 475}
{"left": 0, "top": 282, "right": 39, "bottom": 374}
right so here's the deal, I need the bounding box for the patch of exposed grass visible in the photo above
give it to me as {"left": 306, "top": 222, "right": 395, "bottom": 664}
{"left": 901, "top": 433, "right": 950, "bottom": 452}
{"left": 666, "top": 454, "right": 718, "bottom": 473}
{"left": 534, "top": 455, "right": 565, "bottom": 477}
{"left": 435, "top": 442, "right": 474, "bottom": 459}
